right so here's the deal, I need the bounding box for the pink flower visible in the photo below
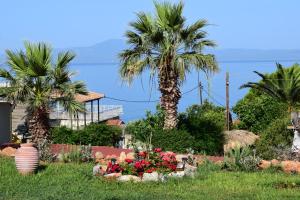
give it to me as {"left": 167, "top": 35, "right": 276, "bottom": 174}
{"left": 154, "top": 148, "right": 162, "bottom": 153}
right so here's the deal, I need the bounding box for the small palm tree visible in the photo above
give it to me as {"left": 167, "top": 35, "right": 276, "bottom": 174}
{"left": 241, "top": 63, "right": 300, "bottom": 151}
{"left": 119, "top": 1, "right": 218, "bottom": 129}
{"left": 0, "top": 42, "right": 87, "bottom": 147}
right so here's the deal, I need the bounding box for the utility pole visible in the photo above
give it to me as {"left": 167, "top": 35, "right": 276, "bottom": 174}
{"left": 226, "top": 72, "right": 230, "bottom": 131}
{"left": 198, "top": 72, "right": 203, "bottom": 105}
{"left": 199, "top": 81, "right": 203, "bottom": 105}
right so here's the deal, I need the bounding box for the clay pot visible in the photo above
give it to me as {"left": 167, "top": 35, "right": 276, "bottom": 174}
{"left": 15, "top": 143, "right": 39, "bottom": 175}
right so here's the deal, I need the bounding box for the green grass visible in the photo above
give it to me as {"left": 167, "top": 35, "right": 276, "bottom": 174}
{"left": 1, "top": 156, "right": 300, "bottom": 200}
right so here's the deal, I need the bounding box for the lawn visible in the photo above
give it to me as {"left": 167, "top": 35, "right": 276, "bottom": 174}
{"left": 1, "top": 156, "right": 300, "bottom": 200}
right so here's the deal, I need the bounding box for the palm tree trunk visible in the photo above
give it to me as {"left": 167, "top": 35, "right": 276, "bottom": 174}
{"left": 158, "top": 64, "right": 181, "bottom": 129}
{"left": 28, "top": 106, "right": 50, "bottom": 146}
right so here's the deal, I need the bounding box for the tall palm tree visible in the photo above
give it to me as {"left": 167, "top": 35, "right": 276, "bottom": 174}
{"left": 0, "top": 42, "right": 87, "bottom": 147}
{"left": 241, "top": 63, "right": 300, "bottom": 151}
{"left": 119, "top": 1, "right": 218, "bottom": 129}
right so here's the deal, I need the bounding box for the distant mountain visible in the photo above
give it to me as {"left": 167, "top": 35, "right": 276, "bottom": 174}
{"left": 1, "top": 39, "right": 300, "bottom": 64}
{"left": 54, "top": 39, "right": 127, "bottom": 64}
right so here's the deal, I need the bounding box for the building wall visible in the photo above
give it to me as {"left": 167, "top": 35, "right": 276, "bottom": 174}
{"left": 0, "top": 102, "right": 12, "bottom": 144}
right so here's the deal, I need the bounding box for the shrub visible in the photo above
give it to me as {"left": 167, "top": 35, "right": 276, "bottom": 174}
{"left": 126, "top": 102, "right": 225, "bottom": 155}
{"left": 77, "top": 123, "right": 122, "bottom": 146}
{"left": 60, "top": 145, "right": 92, "bottom": 163}
{"left": 51, "top": 126, "right": 76, "bottom": 144}
{"left": 178, "top": 101, "right": 226, "bottom": 155}
{"left": 255, "top": 117, "right": 293, "bottom": 160}
{"left": 51, "top": 123, "right": 122, "bottom": 146}
{"left": 233, "top": 87, "right": 287, "bottom": 134}
{"left": 126, "top": 105, "right": 164, "bottom": 143}
{"left": 223, "top": 146, "right": 261, "bottom": 172}
{"left": 151, "top": 129, "right": 195, "bottom": 153}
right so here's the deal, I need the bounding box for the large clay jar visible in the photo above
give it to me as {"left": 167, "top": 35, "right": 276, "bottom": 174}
{"left": 15, "top": 143, "right": 39, "bottom": 175}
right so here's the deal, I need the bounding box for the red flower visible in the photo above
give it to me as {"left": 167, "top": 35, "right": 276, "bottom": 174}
{"left": 125, "top": 158, "right": 133, "bottom": 163}
{"left": 138, "top": 151, "right": 147, "bottom": 158}
{"left": 134, "top": 161, "right": 142, "bottom": 169}
{"left": 146, "top": 167, "right": 157, "bottom": 173}
{"left": 154, "top": 148, "right": 162, "bottom": 153}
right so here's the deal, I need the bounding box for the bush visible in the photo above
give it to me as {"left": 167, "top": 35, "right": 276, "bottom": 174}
{"left": 178, "top": 101, "right": 225, "bottom": 155}
{"left": 255, "top": 117, "right": 293, "bottom": 160}
{"left": 126, "top": 105, "right": 165, "bottom": 143}
{"left": 126, "top": 102, "right": 225, "bottom": 155}
{"left": 151, "top": 129, "right": 195, "bottom": 153}
{"left": 233, "top": 87, "right": 287, "bottom": 134}
{"left": 51, "top": 123, "right": 122, "bottom": 146}
{"left": 51, "top": 126, "right": 77, "bottom": 144}
{"left": 223, "top": 146, "right": 261, "bottom": 172}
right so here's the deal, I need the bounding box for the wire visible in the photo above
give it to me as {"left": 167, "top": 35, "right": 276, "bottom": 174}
{"left": 104, "top": 96, "right": 159, "bottom": 103}
{"left": 182, "top": 85, "right": 199, "bottom": 95}
{"left": 103, "top": 84, "right": 202, "bottom": 103}
{"left": 202, "top": 87, "right": 225, "bottom": 107}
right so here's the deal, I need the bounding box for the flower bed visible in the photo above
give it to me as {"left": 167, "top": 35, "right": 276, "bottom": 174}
{"left": 93, "top": 148, "right": 197, "bottom": 182}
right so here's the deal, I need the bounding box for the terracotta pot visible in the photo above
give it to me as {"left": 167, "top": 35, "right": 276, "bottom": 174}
{"left": 15, "top": 143, "right": 39, "bottom": 175}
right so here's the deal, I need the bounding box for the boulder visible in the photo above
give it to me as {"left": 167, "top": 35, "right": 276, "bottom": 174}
{"left": 142, "top": 172, "right": 159, "bottom": 182}
{"left": 95, "top": 151, "right": 104, "bottom": 160}
{"left": 119, "top": 152, "right": 126, "bottom": 163}
{"left": 271, "top": 159, "right": 281, "bottom": 167}
{"left": 104, "top": 173, "right": 122, "bottom": 179}
{"left": 0, "top": 147, "right": 17, "bottom": 157}
{"left": 175, "top": 154, "right": 188, "bottom": 162}
{"left": 93, "top": 164, "right": 101, "bottom": 175}
{"left": 259, "top": 160, "right": 271, "bottom": 169}
{"left": 126, "top": 152, "right": 135, "bottom": 160}
{"left": 117, "top": 175, "right": 141, "bottom": 182}
{"left": 281, "top": 161, "right": 298, "bottom": 173}
{"left": 224, "top": 130, "right": 259, "bottom": 153}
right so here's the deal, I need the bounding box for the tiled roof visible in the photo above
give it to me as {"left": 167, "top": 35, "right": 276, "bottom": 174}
{"left": 75, "top": 92, "right": 104, "bottom": 103}
{"left": 105, "top": 119, "right": 125, "bottom": 126}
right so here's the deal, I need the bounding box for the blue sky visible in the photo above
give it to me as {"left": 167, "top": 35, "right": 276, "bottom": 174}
{"left": 0, "top": 0, "right": 299, "bottom": 52}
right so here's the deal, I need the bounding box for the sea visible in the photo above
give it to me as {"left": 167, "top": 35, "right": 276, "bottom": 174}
{"left": 70, "top": 60, "right": 300, "bottom": 122}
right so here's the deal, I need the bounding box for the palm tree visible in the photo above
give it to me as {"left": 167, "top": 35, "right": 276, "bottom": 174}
{"left": 119, "top": 1, "right": 218, "bottom": 129}
{"left": 241, "top": 63, "right": 300, "bottom": 151}
{"left": 0, "top": 42, "right": 87, "bottom": 148}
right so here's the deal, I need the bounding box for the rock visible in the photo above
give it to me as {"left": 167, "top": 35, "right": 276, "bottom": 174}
{"left": 175, "top": 154, "right": 187, "bottom": 162}
{"left": 117, "top": 175, "right": 141, "bottom": 182}
{"left": 126, "top": 152, "right": 135, "bottom": 160}
{"left": 119, "top": 152, "right": 126, "bottom": 163}
{"left": 142, "top": 172, "right": 159, "bottom": 182}
{"left": 259, "top": 160, "right": 271, "bottom": 169}
{"left": 104, "top": 173, "right": 122, "bottom": 179}
{"left": 184, "top": 164, "right": 197, "bottom": 177}
{"left": 95, "top": 152, "right": 104, "bottom": 160}
{"left": 168, "top": 171, "right": 185, "bottom": 178}
{"left": 282, "top": 161, "right": 298, "bottom": 173}
{"left": 56, "top": 153, "right": 65, "bottom": 162}
{"left": 224, "top": 130, "right": 259, "bottom": 153}
{"left": 0, "top": 147, "right": 17, "bottom": 157}
{"left": 93, "top": 164, "right": 101, "bottom": 175}
{"left": 271, "top": 159, "right": 281, "bottom": 167}
{"left": 176, "top": 162, "right": 184, "bottom": 170}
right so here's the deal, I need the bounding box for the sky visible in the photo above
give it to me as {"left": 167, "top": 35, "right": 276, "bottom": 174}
{"left": 0, "top": 0, "right": 300, "bottom": 52}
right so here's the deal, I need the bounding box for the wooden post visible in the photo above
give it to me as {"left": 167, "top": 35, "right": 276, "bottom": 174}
{"left": 76, "top": 113, "right": 79, "bottom": 130}
{"left": 91, "top": 101, "right": 93, "bottom": 123}
{"left": 226, "top": 72, "right": 230, "bottom": 131}
{"left": 84, "top": 102, "right": 86, "bottom": 127}
{"left": 97, "top": 99, "right": 100, "bottom": 122}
